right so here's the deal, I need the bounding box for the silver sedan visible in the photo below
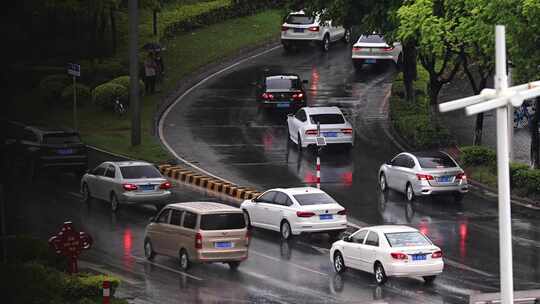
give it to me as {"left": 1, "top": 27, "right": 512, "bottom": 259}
{"left": 81, "top": 161, "right": 173, "bottom": 212}
{"left": 378, "top": 151, "right": 468, "bottom": 202}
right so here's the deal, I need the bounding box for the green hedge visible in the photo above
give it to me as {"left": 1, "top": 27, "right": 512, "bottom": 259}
{"left": 61, "top": 84, "right": 92, "bottom": 107}
{"left": 92, "top": 83, "right": 128, "bottom": 109}
{"left": 64, "top": 273, "right": 120, "bottom": 299}
{"left": 39, "top": 74, "right": 71, "bottom": 104}
{"left": 109, "top": 76, "right": 145, "bottom": 96}
{"left": 460, "top": 145, "right": 496, "bottom": 167}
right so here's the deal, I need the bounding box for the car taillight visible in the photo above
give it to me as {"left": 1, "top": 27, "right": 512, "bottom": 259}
{"left": 431, "top": 250, "right": 443, "bottom": 258}
{"left": 352, "top": 46, "right": 362, "bottom": 51}
{"left": 341, "top": 128, "right": 353, "bottom": 134}
{"left": 391, "top": 252, "right": 408, "bottom": 260}
{"left": 382, "top": 46, "right": 394, "bottom": 51}
{"left": 281, "top": 26, "right": 289, "bottom": 31}
{"left": 159, "top": 181, "right": 172, "bottom": 190}
{"left": 337, "top": 209, "right": 347, "bottom": 216}
{"left": 305, "top": 129, "right": 318, "bottom": 136}
{"left": 122, "top": 183, "right": 138, "bottom": 191}
{"left": 308, "top": 26, "right": 319, "bottom": 32}
{"left": 195, "top": 232, "right": 202, "bottom": 249}
{"left": 262, "top": 92, "right": 274, "bottom": 100}
{"left": 416, "top": 173, "right": 434, "bottom": 181}
{"left": 296, "top": 211, "right": 315, "bottom": 217}
{"left": 456, "top": 172, "right": 467, "bottom": 180}
{"left": 292, "top": 92, "right": 304, "bottom": 100}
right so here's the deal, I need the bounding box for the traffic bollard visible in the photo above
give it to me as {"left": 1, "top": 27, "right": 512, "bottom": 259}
{"left": 103, "top": 280, "right": 110, "bottom": 304}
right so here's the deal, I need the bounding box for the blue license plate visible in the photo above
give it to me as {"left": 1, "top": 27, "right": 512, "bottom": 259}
{"left": 323, "top": 132, "right": 337, "bottom": 137}
{"left": 139, "top": 184, "right": 155, "bottom": 191}
{"left": 412, "top": 254, "right": 426, "bottom": 261}
{"left": 319, "top": 214, "right": 333, "bottom": 220}
{"left": 437, "top": 176, "right": 451, "bottom": 182}
{"left": 276, "top": 102, "right": 290, "bottom": 108}
{"left": 215, "top": 241, "right": 232, "bottom": 249}
{"left": 57, "top": 149, "right": 74, "bottom": 155}
{"left": 293, "top": 28, "right": 304, "bottom": 33}
{"left": 365, "top": 59, "right": 376, "bottom": 64}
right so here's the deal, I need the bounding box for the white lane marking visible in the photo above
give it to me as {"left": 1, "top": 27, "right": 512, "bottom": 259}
{"left": 132, "top": 256, "right": 203, "bottom": 281}
{"left": 250, "top": 250, "right": 329, "bottom": 277}
{"left": 158, "top": 45, "right": 282, "bottom": 184}
{"left": 68, "top": 191, "right": 83, "bottom": 199}
{"left": 444, "top": 258, "right": 495, "bottom": 277}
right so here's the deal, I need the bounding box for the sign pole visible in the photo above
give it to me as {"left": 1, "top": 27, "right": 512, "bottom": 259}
{"left": 494, "top": 25, "right": 514, "bottom": 304}
{"left": 73, "top": 75, "right": 78, "bottom": 131}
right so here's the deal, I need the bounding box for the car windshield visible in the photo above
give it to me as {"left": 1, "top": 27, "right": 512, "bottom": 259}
{"left": 286, "top": 14, "right": 315, "bottom": 24}
{"left": 293, "top": 193, "right": 337, "bottom": 205}
{"left": 385, "top": 232, "right": 432, "bottom": 247}
{"left": 358, "top": 35, "right": 386, "bottom": 43}
{"left": 43, "top": 134, "right": 81, "bottom": 144}
{"left": 200, "top": 213, "right": 246, "bottom": 230}
{"left": 417, "top": 154, "right": 457, "bottom": 168}
{"left": 266, "top": 77, "right": 300, "bottom": 90}
{"left": 309, "top": 114, "right": 345, "bottom": 124}
{"left": 120, "top": 165, "right": 161, "bottom": 179}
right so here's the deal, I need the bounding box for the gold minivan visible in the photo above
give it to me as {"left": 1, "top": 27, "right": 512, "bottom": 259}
{"left": 144, "top": 202, "right": 249, "bottom": 270}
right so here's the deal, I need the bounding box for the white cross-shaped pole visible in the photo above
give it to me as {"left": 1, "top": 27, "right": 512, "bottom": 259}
{"left": 440, "top": 25, "right": 540, "bottom": 304}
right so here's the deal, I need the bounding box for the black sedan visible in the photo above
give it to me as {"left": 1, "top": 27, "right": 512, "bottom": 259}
{"left": 255, "top": 73, "right": 308, "bottom": 110}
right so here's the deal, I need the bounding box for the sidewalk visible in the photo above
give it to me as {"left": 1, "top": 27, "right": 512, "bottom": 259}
{"left": 438, "top": 74, "right": 532, "bottom": 165}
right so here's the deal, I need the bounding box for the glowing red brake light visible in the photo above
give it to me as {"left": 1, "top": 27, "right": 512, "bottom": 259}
{"left": 292, "top": 92, "right": 304, "bottom": 100}
{"left": 352, "top": 46, "right": 362, "bottom": 51}
{"left": 382, "top": 46, "right": 394, "bottom": 51}
{"left": 262, "top": 93, "right": 274, "bottom": 100}
{"left": 456, "top": 172, "right": 467, "bottom": 180}
{"left": 337, "top": 209, "right": 347, "bottom": 216}
{"left": 391, "top": 252, "right": 408, "bottom": 260}
{"left": 305, "top": 129, "right": 318, "bottom": 135}
{"left": 308, "top": 26, "right": 319, "bottom": 32}
{"left": 159, "top": 181, "right": 172, "bottom": 190}
{"left": 416, "top": 173, "right": 434, "bottom": 181}
{"left": 431, "top": 250, "right": 443, "bottom": 258}
{"left": 341, "top": 128, "right": 353, "bottom": 134}
{"left": 296, "top": 211, "right": 315, "bottom": 217}
{"left": 195, "top": 232, "right": 202, "bottom": 249}
{"left": 281, "top": 26, "right": 289, "bottom": 31}
{"left": 122, "top": 183, "right": 138, "bottom": 191}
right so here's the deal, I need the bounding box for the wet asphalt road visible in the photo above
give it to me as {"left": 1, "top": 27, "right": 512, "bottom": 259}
{"left": 161, "top": 42, "right": 540, "bottom": 302}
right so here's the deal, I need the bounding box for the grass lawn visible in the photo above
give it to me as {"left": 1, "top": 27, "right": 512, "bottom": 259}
{"left": 23, "top": 10, "right": 281, "bottom": 163}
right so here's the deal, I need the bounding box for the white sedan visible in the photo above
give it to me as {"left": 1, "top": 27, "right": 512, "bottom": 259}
{"left": 330, "top": 225, "right": 443, "bottom": 284}
{"left": 287, "top": 106, "right": 354, "bottom": 149}
{"left": 240, "top": 187, "right": 348, "bottom": 240}
{"left": 352, "top": 34, "right": 402, "bottom": 69}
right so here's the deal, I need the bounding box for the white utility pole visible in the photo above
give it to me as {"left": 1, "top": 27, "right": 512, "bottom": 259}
{"left": 439, "top": 25, "right": 540, "bottom": 303}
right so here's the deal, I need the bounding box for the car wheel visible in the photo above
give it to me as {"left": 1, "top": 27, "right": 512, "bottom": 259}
{"left": 342, "top": 28, "right": 351, "bottom": 44}
{"left": 110, "top": 193, "right": 120, "bottom": 212}
{"left": 228, "top": 261, "right": 240, "bottom": 270}
{"left": 297, "top": 132, "right": 303, "bottom": 151}
{"left": 82, "top": 183, "right": 91, "bottom": 204}
{"left": 453, "top": 193, "right": 464, "bottom": 203}
{"left": 423, "top": 275, "right": 436, "bottom": 284}
{"left": 406, "top": 183, "right": 415, "bottom": 202}
{"left": 144, "top": 239, "right": 155, "bottom": 260}
{"left": 243, "top": 210, "right": 252, "bottom": 229}
{"left": 379, "top": 173, "right": 388, "bottom": 192}
{"left": 179, "top": 249, "right": 190, "bottom": 271}
{"left": 333, "top": 252, "right": 346, "bottom": 273}
{"left": 280, "top": 220, "right": 293, "bottom": 240}
{"left": 374, "top": 262, "right": 388, "bottom": 285}
{"left": 321, "top": 34, "right": 330, "bottom": 52}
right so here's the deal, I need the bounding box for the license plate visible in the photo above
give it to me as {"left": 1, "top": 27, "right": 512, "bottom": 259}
{"left": 437, "top": 176, "right": 452, "bottom": 182}
{"left": 57, "top": 149, "right": 74, "bottom": 155}
{"left": 139, "top": 184, "right": 154, "bottom": 191}
{"left": 319, "top": 214, "right": 333, "bottom": 220}
{"left": 323, "top": 132, "right": 337, "bottom": 137}
{"left": 215, "top": 241, "right": 233, "bottom": 249}
{"left": 412, "top": 254, "right": 426, "bottom": 261}
{"left": 276, "top": 102, "right": 290, "bottom": 108}
{"left": 293, "top": 28, "right": 304, "bottom": 33}
{"left": 365, "top": 59, "right": 376, "bottom": 64}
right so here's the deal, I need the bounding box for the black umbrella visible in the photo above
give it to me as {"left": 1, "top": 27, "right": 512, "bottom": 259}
{"left": 142, "top": 42, "right": 164, "bottom": 52}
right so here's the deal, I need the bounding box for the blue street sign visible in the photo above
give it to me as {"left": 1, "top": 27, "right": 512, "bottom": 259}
{"left": 67, "top": 63, "right": 81, "bottom": 77}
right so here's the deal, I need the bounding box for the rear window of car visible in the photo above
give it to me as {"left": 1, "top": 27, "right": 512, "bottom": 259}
{"left": 286, "top": 14, "right": 315, "bottom": 24}
{"left": 358, "top": 35, "right": 386, "bottom": 43}
{"left": 120, "top": 165, "right": 162, "bottom": 179}
{"left": 266, "top": 77, "right": 300, "bottom": 90}
{"left": 417, "top": 154, "right": 457, "bottom": 168}
{"left": 293, "top": 193, "right": 337, "bottom": 206}
{"left": 385, "top": 232, "right": 432, "bottom": 247}
{"left": 309, "top": 114, "right": 345, "bottom": 124}
{"left": 200, "top": 213, "right": 246, "bottom": 230}
{"left": 43, "top": 133, "right": 81, "bottom": 144}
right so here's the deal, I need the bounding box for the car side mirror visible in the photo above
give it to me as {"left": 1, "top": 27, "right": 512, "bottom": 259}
{"left": 302, "top": 79, "right": 308, "bottom": 84}
{"left": 386, "top": 160, "right": 393, "bottom": 165}
{"left": 343, "top": 236, "right": 352, "bottom": 242}
{"left": 287, "top": 113, "right": 293, "bottom": 117}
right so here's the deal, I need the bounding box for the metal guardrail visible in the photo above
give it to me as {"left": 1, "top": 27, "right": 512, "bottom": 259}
{"left": 470, "top": 290, "right": 540, "bottom": 304}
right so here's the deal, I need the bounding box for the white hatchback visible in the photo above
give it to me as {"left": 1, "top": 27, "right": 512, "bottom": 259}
{"left": 330, "top": 225, "right": 444, "bottom": 284}
{"left": 240, "top": 187, "right": 348, "bottom": 240}
{"left": 352, "top": 34, "right": 402, "bottom": 69}
{"left": 287, "top": 106, "right": 354, "bottom": 149}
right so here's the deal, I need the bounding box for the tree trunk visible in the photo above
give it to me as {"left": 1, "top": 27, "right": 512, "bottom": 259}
{"left": 402, "top": 41, "right": 417, "bottom": 102}
{"left": 531, "top": 98, "right": 540, "bottom": 169}
{"left": 153, "top": 10, "right": 158, "bottom": 36}
{"left": 110, "top": 8, "right": 117, "bottom": 55}
{"left": 473, "top": 113, "right": 484, "bottom": 145}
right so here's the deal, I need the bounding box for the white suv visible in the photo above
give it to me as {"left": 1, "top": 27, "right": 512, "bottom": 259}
{"left": 281, "top": 11, "right": 351, "bottom": 52}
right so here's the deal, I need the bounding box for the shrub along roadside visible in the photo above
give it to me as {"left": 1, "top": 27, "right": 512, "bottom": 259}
{"left": 459, "top": 145, "right": 540, "bottom": 200}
